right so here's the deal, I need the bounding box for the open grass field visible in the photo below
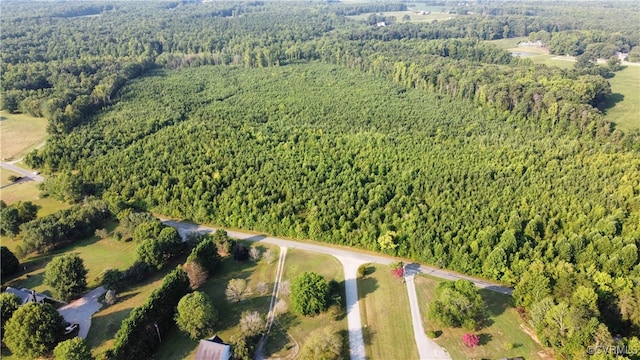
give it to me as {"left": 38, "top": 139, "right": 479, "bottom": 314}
{"left": 0, "top": 168, "right": 22, "bottom": 186}
{"left": 414, "top": 275, "right": 548, "bottom": 359}
{"left": 268, "top": 248, "right": 349, "bottom": 359}
{"left": 0, "top": 180, "right": 69, "bottom": 217}
{"left": 358, "top": 263, "right": 418, "bottom": 360}
{"left": 2, "top": 221, "right": 136, "bottom": 294}
{"left": 0, "top": 110, "right": 47, "bottom": 161}
{"left": 156, "top": 242, "right": 281, "bottom": 359}
{"left": 604, "top": 65, "right": 640, "bottom": 131}
{"left": 348, "top": 10, "right": 454, "bottom": 23}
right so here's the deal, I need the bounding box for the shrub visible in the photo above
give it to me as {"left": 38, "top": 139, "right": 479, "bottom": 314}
{"left": 463, "top": 333, "right": 479, "bottom": 347}
{"left": 53, "top": 337, "right": 93, "bottom": 360}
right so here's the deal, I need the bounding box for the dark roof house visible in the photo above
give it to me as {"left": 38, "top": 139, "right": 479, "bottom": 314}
{"left": 194, "top": 335, "right": 231, "bottom": 360}
{"left": 4, "top": 287, "right": 65, "bottom": 306}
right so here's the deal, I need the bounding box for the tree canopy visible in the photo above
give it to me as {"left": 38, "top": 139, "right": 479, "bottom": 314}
{"left": 290, "top": 272, "right": 330, "bottom": 316}
{"left": 3, "top": 303, "right": 65, "bottom": 358}
{"left": 428, "top": 280, "right": 487, "bottom": 330}
{"left": 175, "top": 291, "right": 218, "bottom": 340}
{"left": 44, "top": 253, "right": 88, "bottom": 302}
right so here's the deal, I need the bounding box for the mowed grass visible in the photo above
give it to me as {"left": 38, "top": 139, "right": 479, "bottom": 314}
{"left": 358, "top": 263, "right": 418, "bottom": 360}
{"left": 0, "top": 168, "right": 22, "bottom": 186}
{"left": 0, "top": 110, "right": 47, "bottom": 161}
{"left": 604, "top": 65, "right": 640, "bottom": 131}
{"left": 415, "top": 275, "right": 547, "bottom": 360}
{"left": 2, "top": 222, "right": 136, "bottom": 294}
{"left": 348, "top": 10, "right": 454, "bottom": 23}
{"left": 268, "top": 249, "right": 349, "bottom": 359}
{"left": 0, "top": 180, "right": 68, "bottom": 217}
{"left": 157, "top": 242, "right": 281, "bottom": 360}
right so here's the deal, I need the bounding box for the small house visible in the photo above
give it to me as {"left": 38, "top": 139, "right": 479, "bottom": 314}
{"left": 4, "top": 287, "right": 65, "bottom": 306}
{"left": 194, "top": 335, "right": 231, "bottom": 360}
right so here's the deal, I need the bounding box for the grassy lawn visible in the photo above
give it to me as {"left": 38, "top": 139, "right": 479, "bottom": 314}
{"left": 358, "top": 263, "right": 418, "bottom": 360}
{"left": 0, "top": 180, "right": 69, "bottom": 217}
{"left": 266, "top": 248, "right": 348, "bottom": 359}
{"left": 604, "top": 65, "right": 640, "bottom": 131}
{"left": 0, "top": 168, "right": 22, "bottom": 186}
{"left": 156, "top": 242, "right": 281, "bottom": 360}
{"left": 414, "top": 275, "right": 547, "bottom": 360}
{"left": 2, "top": 221, "right": 136, "bottom": 293}
{"left": 0, "top": 110, "right": 47, "bottom": 161}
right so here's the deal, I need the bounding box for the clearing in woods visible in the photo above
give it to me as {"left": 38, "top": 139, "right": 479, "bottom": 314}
{"left": 0, "top": 110, "right": 48, "bottom": 161}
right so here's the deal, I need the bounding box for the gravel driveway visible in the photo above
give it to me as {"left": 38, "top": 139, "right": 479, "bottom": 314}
{"left": 58, "top": 286, "right": 107, "bottom": 339}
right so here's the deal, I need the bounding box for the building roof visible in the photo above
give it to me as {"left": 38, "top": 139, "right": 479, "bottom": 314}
{"left": 194, "top": 335, "right": 231, "bottom": 360}
{"left": 4, "top": 287, "right": 63, "bottom": 305}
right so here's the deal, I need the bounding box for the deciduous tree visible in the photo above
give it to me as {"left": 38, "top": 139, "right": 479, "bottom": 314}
{"left": 175, "top": 292, "right": 218, "bottom": 339}
{"left": 4, "top": 303, "right": 65, "bottom": 358}
{"left": 44, "top": 253, "right": 88, "bottom": 301}
{"left": 290, "top": 272, "right": 329, "bottom": 316}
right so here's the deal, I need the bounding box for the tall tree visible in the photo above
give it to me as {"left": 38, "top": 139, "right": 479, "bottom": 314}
{"left": 44, "top": 253, "right": 88, "bottom": 301}
{"left": 428, "top": 280, "right": 487, "bottom": 330}
{"left": 4, "top": 303, "right": 65, "bottom": 358}
{"left": 175, "top": 292, "right": 218, "bottom": 339}
{"left": 290, "top": 272, "right": 329, "bottom": 316}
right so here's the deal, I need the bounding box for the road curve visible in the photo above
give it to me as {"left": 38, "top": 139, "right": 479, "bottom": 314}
{"left": 405, "top": 267, "right": 451, "bottom": 360}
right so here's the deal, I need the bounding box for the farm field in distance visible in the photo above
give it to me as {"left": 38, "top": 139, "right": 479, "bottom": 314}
{"left": 1, "top": 1, "right": 639, "bottom": 360}
{"left": 0, "top": 110, "right": 47, "bottom": 161}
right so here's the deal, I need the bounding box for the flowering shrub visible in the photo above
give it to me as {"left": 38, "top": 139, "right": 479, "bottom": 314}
{"left": 463, "top": 333, "right": 479, "bottom": 347}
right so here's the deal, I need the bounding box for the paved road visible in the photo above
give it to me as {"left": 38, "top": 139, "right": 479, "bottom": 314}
{"left": 163, "top": 219, "right": 513, "bottom": 359}
{"left": 58, "top": 286, "right": 107, "bottom": 339}
{"left": 0, "top": 161, "right": 45, "bottom": 182}
{"left": 163, "top": 220, "right": 512, "bottom": 295}
{"left": 334, "top": 256, "right": 367, "bottom": 360}
{"left": 405, "top": 265, "right": 451, "bottom": 360}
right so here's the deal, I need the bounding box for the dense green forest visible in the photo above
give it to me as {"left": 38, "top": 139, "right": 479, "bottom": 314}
{"left": 2, "top": 0, "right": 640, "bottom": 358}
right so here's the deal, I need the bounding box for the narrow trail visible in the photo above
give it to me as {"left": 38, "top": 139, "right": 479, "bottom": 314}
{"left": 255, "top": 246, "right": 287, "bottom": 360}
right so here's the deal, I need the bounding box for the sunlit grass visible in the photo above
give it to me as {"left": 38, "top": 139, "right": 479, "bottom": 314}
{"left": 358, "top": 263, "right": 418, "bottom": 360}
{"left": 0, "top": 110, "right": 47, "bottom": 161}
{"left": 414, "top": 275, "right": 547, "bottom": 359}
